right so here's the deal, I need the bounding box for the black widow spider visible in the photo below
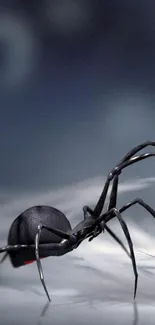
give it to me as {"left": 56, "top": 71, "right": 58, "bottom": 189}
{"left": 1, "top": 141, "right": 155, "bottom": 302}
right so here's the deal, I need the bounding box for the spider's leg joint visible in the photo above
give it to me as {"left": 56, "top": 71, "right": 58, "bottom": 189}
{"left": 109, "top": 167, "right": 121, "bottom": 180}
{"left": 83, "top": 206, "right": 87, "bottom": 213}
{"left": 112, "top": 207, "right": 118, "bottom": 213}
{"left": 100, "top": 220, "right": 106, "bottom": 231}
{"left": 38, "top": 224, "right": 42, "bottom": 231}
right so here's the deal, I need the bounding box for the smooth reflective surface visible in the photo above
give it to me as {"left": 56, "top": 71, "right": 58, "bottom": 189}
{"left": 1, "top": 294, "right": 155, "bottom": 325}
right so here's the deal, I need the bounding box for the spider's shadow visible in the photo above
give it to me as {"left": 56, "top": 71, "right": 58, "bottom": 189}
{"left": 38, "top": 301, "right": 51, "bottom": 325}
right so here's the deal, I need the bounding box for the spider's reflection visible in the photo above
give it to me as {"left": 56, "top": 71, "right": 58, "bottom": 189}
{"left": 38, "top": 300, "right": 139, "bottom": 325}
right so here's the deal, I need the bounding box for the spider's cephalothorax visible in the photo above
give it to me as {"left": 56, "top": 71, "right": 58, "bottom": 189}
{"left": 1, "top": 141, "right": 155, "bottom": 302}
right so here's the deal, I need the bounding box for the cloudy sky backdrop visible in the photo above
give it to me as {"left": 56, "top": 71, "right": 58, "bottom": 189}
{"left": 1, "top": 1, "right": 155, "bottom": 325}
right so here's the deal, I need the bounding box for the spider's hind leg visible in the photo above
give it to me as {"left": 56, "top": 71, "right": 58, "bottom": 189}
{"left": 0, "top": 244, "right": 29, "bottom": 266}
{"left": 35, "top": 224, "right": 77, "bottom": 302}
{"left": 0, "top": 244, "right": 28, "bottom": 254}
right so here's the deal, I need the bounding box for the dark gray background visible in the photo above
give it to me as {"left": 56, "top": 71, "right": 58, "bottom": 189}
{"left": 1, "top": 1, "right": 155, "bottom": 324}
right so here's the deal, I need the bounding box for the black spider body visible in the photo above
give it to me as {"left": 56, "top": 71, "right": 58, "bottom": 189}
{"left": 1, "top": 141, "right": 155, "bottom": 302}
{"left": 8, "top": 206, "right": 72, "bottom": 267}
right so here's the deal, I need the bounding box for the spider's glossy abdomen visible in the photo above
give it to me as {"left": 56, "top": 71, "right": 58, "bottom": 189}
{"left": 7, "top": 205, "right": 72, "bottom": 267}
{"left": 8, "top": 205, "right": 72, "bottom": 245}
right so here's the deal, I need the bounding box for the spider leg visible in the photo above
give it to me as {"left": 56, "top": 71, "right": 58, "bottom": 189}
{"left": 96, "top": 194, "right": 155, "bottom": 283}
{"left": 83, "top": 199, "right": 131, "bottom": 258}
{"left": 118, "top": 141, "right": 155, "bottom": 164}
{"left": 94, "top": 208, "right": 138, "bottom": 298}
{"left": 107, "top": 175, "right": 118, "bottom": 211}
{"left": 119, "top": 198, "right": 155, "bottom": 218}
{"left": 0, "top": 244, "right": 28, "bottom": 254}
{"left": 93, "top": 172, "right": 155, "bottom": 298}
{"left": 0, "top": 252, "right": 8, "bottom": 263}
{"left": 107, "top": 176, "right": 130, "bottom": 257}
{"left": 111, "top": 208, "right": 138, "bottom": 299}
{"left": 34, "top": 225, "right": 75, "bottom": 241}
{"left": 0, "top": 244, "right": 29, "bottom": 264}
{"left": 107, "top": 151, "right": 155, "bottom": 213}
{"left": 97, "top": 176, "right": 131, "bottom": 257}
{"left": 35, "top": 224, "right": 76, "bottom": 302}
{"left": 93, "top": 140, "right": 155, "bottom": 218}
{"left": 83, "top": 206, "right": 94, "bottom": 219}
{"left": 35, "top": 225, "right": 51, "bottom": 302}
{"left": 106, "top": 142, "right": 155, "bottom": 215}
{"left": 113, "top": 153, "right": 155, "bottom": 174}
{"left": 83, "top": 176, "right": 119, "bottom": 217}
{"left": 104, "top": 225, "right": 130, "bottom": 258}
{"left": 94, "top": 152, "right": 155, "bottom": 218}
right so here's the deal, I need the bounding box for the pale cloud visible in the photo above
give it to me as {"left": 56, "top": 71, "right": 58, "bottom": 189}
{"left": 1, "top": 175, "right": 155, "bottom": 230}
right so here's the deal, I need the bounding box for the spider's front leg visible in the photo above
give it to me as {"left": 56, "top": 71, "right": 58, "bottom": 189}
{"left": 95, "top": 208, "right": 138, "bottom": 298}
{"left": 83, "top": 145, "right": 155, "bottom": 253}
{"left": 83, "top": 177, "right": 131, "bottom": 258}
{"left": 89, "top": 152, "right": 155, "bottom": 255}
{"left": 94, "top": 151, "right": 155, "bottom": 219}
